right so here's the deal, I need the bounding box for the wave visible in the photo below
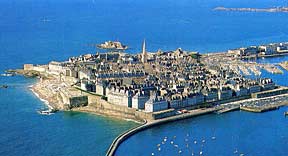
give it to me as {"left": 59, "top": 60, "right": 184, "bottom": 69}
{"left": 29, "top": 88, "right": 54, "bottom": 110}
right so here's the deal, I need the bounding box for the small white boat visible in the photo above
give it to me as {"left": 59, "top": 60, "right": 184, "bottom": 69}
{"left": 37, "top": 109, "right": 57, "bottom": 115}
{"left": 38, "top": 110, "right": 53, "bottom": 115}
{"left": 1, "top": 73, "right": 14, "bottom": 77}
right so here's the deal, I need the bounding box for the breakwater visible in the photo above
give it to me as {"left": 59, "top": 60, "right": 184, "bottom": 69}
{"left": 106, "top": 107, "right": 219, "bottom": 156}
{"left": 240, "top": 99, "right": 288, "bottom": 113}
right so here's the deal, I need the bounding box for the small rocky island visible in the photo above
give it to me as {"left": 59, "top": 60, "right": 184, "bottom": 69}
{"left": 214, "top": 6, "right": 288, "bottom": 13}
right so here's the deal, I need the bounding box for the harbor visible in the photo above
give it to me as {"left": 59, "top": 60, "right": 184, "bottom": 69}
{"left": 4, "top": 40, "right": 287, "bottom": 156}
{"left": 2, "top": 0, "right": 288, "bottom": 156}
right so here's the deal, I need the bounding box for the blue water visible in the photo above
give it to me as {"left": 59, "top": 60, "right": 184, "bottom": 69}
{"left": 1, "top": 0, "right": 288, "bottom": 156}
{"left": 116, "top": 55, "right": 288, "bottom": 156}
{"left": 116, "top": 107, "right": 288, "bottom": 156}
{"left": 0, "top": 76, "right": 138, "bottom": 156}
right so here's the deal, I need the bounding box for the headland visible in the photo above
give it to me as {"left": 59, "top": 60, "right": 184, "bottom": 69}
{"left": 6, "top": 41, "right": 288, "bottom": 155}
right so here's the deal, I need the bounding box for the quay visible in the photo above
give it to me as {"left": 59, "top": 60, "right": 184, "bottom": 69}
{"left": 216, "top": 105, "right": 240, "bottom": 114}
{"left": 106, "top": 107, "right": 219, "bottom": 156}
{"left": 240, "top": 101, "right": 288, "bottom": 113}
{"left": 241, "top": 104, "right": 279, "bottom": 113}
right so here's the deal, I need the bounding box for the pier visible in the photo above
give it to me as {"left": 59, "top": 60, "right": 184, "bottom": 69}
{"left": 106, "top": 107, "right": 219, "bottom": 156}
{"left": 261, "top": 64, "right": 283, "bottom": 74}
{"left": 216, "top": 105, "right": 240, "bottom": 114}
{"left": 279, "top": 62, "right": 288, "bottom": 71}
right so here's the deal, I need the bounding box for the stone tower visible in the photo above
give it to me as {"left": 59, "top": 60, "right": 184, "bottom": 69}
{"left": 141, "top": 39, "right": 147, "bottom": 63}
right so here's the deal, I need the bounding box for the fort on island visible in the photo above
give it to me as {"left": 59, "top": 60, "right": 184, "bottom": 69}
{"left": 13, "top": 41, "right": 288, "bottom": 122}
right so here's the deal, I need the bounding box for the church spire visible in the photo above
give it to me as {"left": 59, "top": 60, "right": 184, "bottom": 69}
{"left": 141, "top": 39, "right": 147, "bottom": 63}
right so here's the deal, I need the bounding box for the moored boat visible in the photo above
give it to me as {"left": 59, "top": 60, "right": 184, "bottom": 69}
{"left": 1, "top": 72, "right": 15, "bottom": 77}
{"left": 37, "top": 108, "right": 58, "bottom": 115}
{"left": 0, "top": 85, "right": 8, "bottom": 89}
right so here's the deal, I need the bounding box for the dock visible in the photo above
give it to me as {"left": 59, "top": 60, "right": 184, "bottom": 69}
{"left": 240, "top": 104, "right": 279, "bottom": 113}
{"left": 216, "top": 105, "right": 240, "bottom": 114}
{"left": 279, "top": 62, "right": 288, "bottom": 71}
{"left": 261, "top": 64, "right": 283, "bottom": 74}
{"left": 240, "top": 101, "right": 288, "bottom": 113}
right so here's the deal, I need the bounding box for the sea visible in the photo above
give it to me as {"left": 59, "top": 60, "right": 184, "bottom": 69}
{"left": 0, "top": 0, "right": 288, "bottom": 155}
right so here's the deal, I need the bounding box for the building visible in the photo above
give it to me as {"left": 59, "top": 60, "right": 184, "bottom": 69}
{"left": 259, "top": 78, "right": 275, "bottom": 91}
{"left": 80, "top": 79, "right": 96, "bottom": 92}
{"left": 243, "top": 46, "right": 258, "bottom": 55}
{"left": 234, "top": 85, "right": 249, "bottom": 97}
{"left": 218, "top": 87, "right": 233, "bottom": 100}
{"left": 95, "top": 81, "right": 107, "bottom": 96}
{"left": 79, "top": 69, "right": 92, "bottom": 80}
{"left": 248, "top": 84, "right": 261, "bottom": 93}
{"left": 132, "top": 91, "right": 150, "bottom": 109}
{"left": 169, "top": 95, "right": 184, "bottom": 109}
{"left": 145, "top": 96, "right": 168, "bottom": 112}
{"left": 203, "top": 89, "right": 218, "bottom": 102}
{"left": 107, "top": 88, "right": 132, "bottom": 107}
{"left": 48, "top": 61, "right": 64, "bottom": 75}
{"left": 23, "top": 64, "right": 34, "bottom": 71}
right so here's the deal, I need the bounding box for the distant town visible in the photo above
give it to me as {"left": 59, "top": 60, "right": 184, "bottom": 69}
{"left": 8, "top": 41, "right": 288, "bottom": 121}
{"left": 214, "top": 6, "right": 288, "bottom": 13}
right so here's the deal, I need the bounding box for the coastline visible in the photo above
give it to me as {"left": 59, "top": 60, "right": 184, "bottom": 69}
{"left": 12, "top": 40, "right": 288, "bottom": 156}
{"left": 30, "top": 86, "right": 54, "bottom": 110}
{"left": 73, "top": 107, "right": 145, "bottom": 124}
{"left": 214, "top": 6, "right": 288, "bottom": 13}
